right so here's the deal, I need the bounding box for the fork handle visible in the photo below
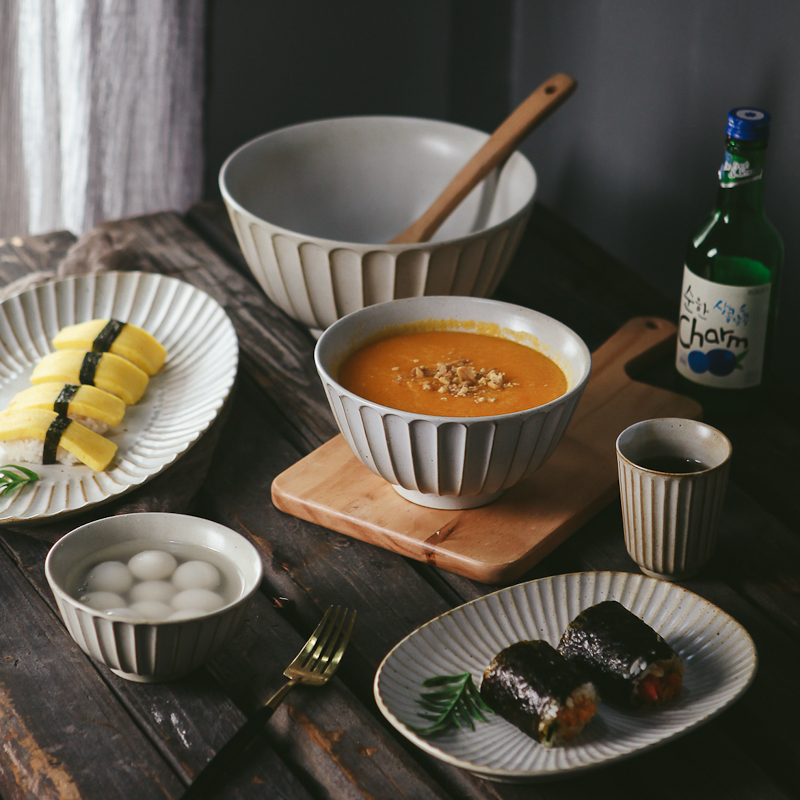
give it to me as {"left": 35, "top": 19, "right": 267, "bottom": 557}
{"left": 180, "top": 679, "right": 299, "bottom": 800}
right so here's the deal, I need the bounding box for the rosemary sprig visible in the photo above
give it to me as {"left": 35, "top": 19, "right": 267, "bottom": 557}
{"left": 0, "top": 464, "right": 39, "bottom": 497}
{"left": 408, "top": 672, "right": 493, "bottom": 737}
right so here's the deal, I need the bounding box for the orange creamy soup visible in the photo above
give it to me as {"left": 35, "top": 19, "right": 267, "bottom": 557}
{"left": 338, "top": 330, "right": 567, "bottom": 417}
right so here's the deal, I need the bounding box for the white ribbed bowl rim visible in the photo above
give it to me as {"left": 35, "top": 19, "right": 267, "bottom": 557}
{"left": 0, "top": 272, "right": 238, "bottom": 522}
{"left": 315, "top": 295, "right": 592, "bottom": 424}
{"left": 219, "top": 115, "right": 536, "bottom": 250}
{"left": 374, "top": 571, "right": 757, "bottom": 782}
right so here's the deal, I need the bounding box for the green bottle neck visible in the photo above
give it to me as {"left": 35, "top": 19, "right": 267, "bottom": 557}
{"left": 715, "top": 138, "right": 768, "bottom": 215}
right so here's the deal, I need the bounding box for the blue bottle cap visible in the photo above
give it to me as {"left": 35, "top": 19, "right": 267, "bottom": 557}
{"left": 726, "top": 108, "right": 771, "bottom": 140}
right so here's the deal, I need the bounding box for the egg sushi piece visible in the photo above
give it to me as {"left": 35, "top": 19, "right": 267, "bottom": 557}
{"left": 30, "top": 350, "right": 148, "bottom": 405}
{"left": 52, "top": 319, "right": 166, "bottom": 376}
{"left": 9, "top": 382, "right": 126, "bottom": 430}
{"left": 0, "top": 408, "right": 117, "bottom": 471}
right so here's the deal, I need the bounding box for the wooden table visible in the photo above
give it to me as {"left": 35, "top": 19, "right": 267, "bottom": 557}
{"left": 0, "top": 202, "right": 798, "bottom": 799}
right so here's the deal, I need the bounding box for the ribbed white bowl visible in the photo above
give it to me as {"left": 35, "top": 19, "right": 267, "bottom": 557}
{"left": 315, "top": 296, "right": 591, "bottom": 509}
{"left": 375, "top": 572, "right": 757, "bottom": 782}
{"left": 45, "top": 513, "right": 263, "bottom": 682}
{"left": 220, "top": 116, "right": 536, "bottom": 335}
{"left": 0, "top": 271, "right": 238, "bottom": 522}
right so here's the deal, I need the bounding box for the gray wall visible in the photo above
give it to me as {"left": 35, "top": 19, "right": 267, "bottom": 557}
{"left": 515, "top": 1, "right": 798, "bottom": 317}
{"left": 206, "top": 0, "right": 799, "bottom": 380}
{"left": 204, "top": 0, "right": 452, "bottom": 199}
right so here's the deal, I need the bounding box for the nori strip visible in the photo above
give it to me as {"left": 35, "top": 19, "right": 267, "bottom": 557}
{"left": 480, "top": 640, "right": 589, "bottom": 742}
{"left": 557, "top": 601, "right": 678, "bottom": 706}
{"left": 92, "top": 319, "right": 126, "bottom": 352}
{"left": 53, "top": 384, "right": 79, "bottom": 416}
{"left": 42, "top": 416, "right": 72, "bottom": 464}
{"left": 79, "top": 352, "right": 103, "bottom": 386}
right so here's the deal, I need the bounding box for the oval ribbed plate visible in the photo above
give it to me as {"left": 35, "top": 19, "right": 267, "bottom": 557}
{"left": 374, "top": 572, "right": 757, "bottom": 782}
{"left": 0, "top": 272, "right": 238, "bottom": 522}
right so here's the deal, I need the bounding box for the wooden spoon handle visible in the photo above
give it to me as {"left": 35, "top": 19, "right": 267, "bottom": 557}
{"left": 390, "top": 73, "right": 577, "bottom": 245}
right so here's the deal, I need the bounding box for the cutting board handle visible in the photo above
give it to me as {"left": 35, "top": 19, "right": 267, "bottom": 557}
{"left": 593, "top": 317, "right": 679, "bottom": 381}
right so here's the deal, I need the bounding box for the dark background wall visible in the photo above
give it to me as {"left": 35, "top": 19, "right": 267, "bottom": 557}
{"left": 205, "top": 0, "right": 797, "bottom": 377}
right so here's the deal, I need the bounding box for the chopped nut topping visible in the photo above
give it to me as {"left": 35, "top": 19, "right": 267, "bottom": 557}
{"left": 456, "top": 365, "right": 476, "bottom": 383}
{"left": 395, "top": 358, "right": 513, "bottom": 402}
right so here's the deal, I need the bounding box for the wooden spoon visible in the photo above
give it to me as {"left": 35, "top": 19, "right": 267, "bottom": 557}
{"left": 389, "top": 73, "right": 577, "bottom": 245}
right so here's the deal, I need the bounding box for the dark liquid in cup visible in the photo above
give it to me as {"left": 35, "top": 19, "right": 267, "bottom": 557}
{"left": 637, "top": 456, "right": 709, "bottom": 473}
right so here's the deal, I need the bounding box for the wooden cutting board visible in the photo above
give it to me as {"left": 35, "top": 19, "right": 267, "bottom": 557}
{"left": 271, "top": 317, "right": 702, "bottom": 584}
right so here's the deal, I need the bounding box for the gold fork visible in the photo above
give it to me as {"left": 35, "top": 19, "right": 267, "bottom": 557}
{"left": 182, "top": 606, "right": 356, "bottom": 799}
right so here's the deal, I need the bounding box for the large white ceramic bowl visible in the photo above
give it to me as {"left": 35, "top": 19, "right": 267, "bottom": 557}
{"left": 45, "top": 513, "right": 263, "bottom": 682}
{"left": 220, "top": 116, "right": 536, "bottom": 336}
{"left": 315, "top": 296, "right": 591, "bottom": 509}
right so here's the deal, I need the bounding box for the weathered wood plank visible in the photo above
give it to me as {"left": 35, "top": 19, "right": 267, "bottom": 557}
{"left": 0, "top": 546, "right": 185, "bottom": 799}
{"left": 180, "top": 203, "right": 800, "bottom": 798}
{"left": 0, "top": 226, "right": 339, "bottom": 798}
{"left": 198, "top": 373, "right": 796, "bottom": 800}
{"left": 0, "top": 530, "right": 322, "bottom": 800}
{"left": 2, "top": 527, "right": 451, "bottom": 800}
{"left": 184, "top": 201, "right": 252, "bottom": 281}
{"left": 0, "top": 219, "right": 461, "bottom": 800}
{"left": 0, "top": 230, "right": 75, "bottom": 285}
{"left": 195, "top": 377, "right": 523, "bottom": 800}
{"left": 1, "top": 204, "right": 798, "bottom": 798}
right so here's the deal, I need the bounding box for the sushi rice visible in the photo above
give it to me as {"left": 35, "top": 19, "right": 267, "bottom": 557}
{"left": 0, "top": 438, "right": 81, "bottom": 467}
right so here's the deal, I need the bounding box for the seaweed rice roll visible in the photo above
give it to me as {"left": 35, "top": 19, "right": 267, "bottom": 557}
{"left": 480, "top": 640, "right": 597, "bottom": 746}
{"left": 558, "top": 601, "right": 684, "bottom": 708}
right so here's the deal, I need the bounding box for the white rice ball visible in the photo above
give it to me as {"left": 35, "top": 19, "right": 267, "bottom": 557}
{"left": 85, "top": 561, "right": 134, "bottom": 594}
{"left": 128, "top": 550, "right": 178, "bottom": 581}
{"left": 172, "top": 589, "right": 225, "bottom": 613}
{"left": 129, "top": 580, "right": 177, "bottom": 605}
{"left": 172, "top": 560, "right": 221, "bottom": 592}
{"left": 80, "top": 591, "right": 126, "bottom": 611}
{"left": 128, "top": 600, "right": 174, "bottom": 621}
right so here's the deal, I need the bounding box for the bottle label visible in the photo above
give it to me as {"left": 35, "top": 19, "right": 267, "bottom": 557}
{"left": 676, "top": 266, "right": 771, "bottom": 389}
{"left": 719, "top": 151, "right": 763, "bottom": 187}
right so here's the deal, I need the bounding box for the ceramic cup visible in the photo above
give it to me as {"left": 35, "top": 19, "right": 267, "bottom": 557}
{"left": 616, "top": 418, "right": 732, "bottom": 581}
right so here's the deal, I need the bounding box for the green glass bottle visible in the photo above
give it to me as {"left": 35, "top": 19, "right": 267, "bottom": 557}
{"left": 675, "top": 108, "right": 783, "bottom": 411}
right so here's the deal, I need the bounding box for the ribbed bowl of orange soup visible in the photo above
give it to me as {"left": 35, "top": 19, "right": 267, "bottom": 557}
{"left": 315, "top": 296, "right": 592, "bottom": 509}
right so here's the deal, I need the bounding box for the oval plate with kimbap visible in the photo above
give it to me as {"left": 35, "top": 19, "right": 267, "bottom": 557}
{"left": 374, "top": 571, "right": 757, "bottom": 782}
{"left": 0, "top": 271, "right": 237, "bottom": 522}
